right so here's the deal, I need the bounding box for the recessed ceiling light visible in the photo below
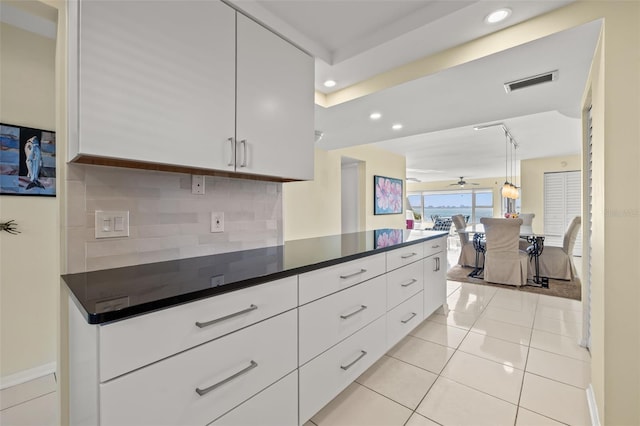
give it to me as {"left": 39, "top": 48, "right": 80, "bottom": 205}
{"left": 485, "top": 8, "right": 511, "bottom": 24}
{"left": 370, "top": 112, "right": 382, "bottom": 120}
{"left": 392, "top": 123, "right": 403, "bottom": 130}
{"left": 323, "top": 79, "right": 337, "bottom": 88}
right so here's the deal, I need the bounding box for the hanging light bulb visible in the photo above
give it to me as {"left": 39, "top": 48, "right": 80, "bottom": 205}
{"left": 501, "top": 128, "right": 511, "bottom": 198}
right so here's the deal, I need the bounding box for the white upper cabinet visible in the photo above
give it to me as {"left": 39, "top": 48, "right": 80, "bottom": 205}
{"left": 69, "top": 0, "right": 314, "bottom": 181}
{"left": 236, "top": 14, "right": 315, "bottom": 181}
{"left": 72, "top": 0, "right": 236, "bottom": 171}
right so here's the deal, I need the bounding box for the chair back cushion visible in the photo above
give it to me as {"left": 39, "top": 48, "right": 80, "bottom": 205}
{"left": 480, "top": 218, "right": 523, "bottom": 252}
{"left": 563, "top": 216, "right": 582, "bottom": 254}
{"left": 519, "top": 213, "right": 535, "bottom": 227}
{"left": 451, "top": 214, "right": 468, "bottom": 244}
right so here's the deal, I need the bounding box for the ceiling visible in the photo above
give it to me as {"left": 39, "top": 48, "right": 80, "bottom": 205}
{"left": 4, "top": 1, "right": 600, "bottom": 184}
{"left": 228, "top": 0, "right": 601, "bottom": 184}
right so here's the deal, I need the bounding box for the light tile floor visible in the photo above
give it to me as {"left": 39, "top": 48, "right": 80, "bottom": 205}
{"left": 307, "top": 281, "right": 591, "bottom": 426}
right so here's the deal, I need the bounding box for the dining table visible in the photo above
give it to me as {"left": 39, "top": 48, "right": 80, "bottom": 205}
{"left": 458, "top": 223, "right": 548, "bottom": 287}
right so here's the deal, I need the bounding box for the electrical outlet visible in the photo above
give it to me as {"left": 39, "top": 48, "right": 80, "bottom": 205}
{"left": 211, "top": 212, "right": 224, "bottom": 233}
{"left": 192, "top": 175, "right": 205, "bottom": 195}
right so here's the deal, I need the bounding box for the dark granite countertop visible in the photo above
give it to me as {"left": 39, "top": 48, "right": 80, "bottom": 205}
{"left": 62, "top": 229, "right": 447, "bottom": 324}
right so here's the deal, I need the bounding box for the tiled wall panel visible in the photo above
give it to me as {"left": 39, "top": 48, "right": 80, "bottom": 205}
{"left": 65, "top": 165, "right": 283, "bottom": 273}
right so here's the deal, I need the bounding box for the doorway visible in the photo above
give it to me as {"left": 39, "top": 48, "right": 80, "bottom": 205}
{"left": 341, "top": 157, "right": 363, "bottom": 234}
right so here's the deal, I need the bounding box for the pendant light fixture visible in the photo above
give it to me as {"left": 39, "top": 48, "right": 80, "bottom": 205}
{"left": 476, "top": 123, "right": 519, "bottom": 200}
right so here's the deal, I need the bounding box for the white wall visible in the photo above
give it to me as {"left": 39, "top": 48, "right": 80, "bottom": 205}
{"left": 0, "top": 21, "right": 58, "bottom": 382}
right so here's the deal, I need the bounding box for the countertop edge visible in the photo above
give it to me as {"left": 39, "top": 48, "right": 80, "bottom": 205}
{"left": 65, "top": 231, "right": 448, "bottom": 325}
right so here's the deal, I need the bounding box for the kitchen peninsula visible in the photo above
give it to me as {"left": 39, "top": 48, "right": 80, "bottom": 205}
{"left": 64, "top": 229, "right": 448, "bottom": 425}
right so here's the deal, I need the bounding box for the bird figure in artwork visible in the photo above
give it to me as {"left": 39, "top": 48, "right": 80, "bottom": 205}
{"left": 25, "top": 136, "right": 45, "bottom": 190}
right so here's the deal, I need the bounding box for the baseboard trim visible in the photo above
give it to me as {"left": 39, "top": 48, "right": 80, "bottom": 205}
{"left": 586, "top": 384, "right": 601, "bottom": 426}
{"left": 0, "top": 362, "right": 56, "bottom": 390}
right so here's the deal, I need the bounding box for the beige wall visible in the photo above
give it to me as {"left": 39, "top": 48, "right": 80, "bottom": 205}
{"left": 520, "top": 155, "right": 581, "bottom": 234}
{"left": 283, "top": 145, "right": 405, "bottom": 241}
{"left": 0, "top": 22, "right": 58, "bottom": 380}
{"left": 283, "top": 148, "right": 342, "bottom": 241}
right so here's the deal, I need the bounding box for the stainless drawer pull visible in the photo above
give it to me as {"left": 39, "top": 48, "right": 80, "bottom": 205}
{"left": 195, "top": 360, "right": 258, "bottom": 396}
{"left": 401, "top": 312, "right": 418, "bottom": 324}
{"left": 401, "top": 252, "right": 417, "bottom": 259}
{"left": 195, "top": 304, "right": 258, "bottom": 328}
{"left": 340, "top": 269, "right": 367, "bottom": 279}
{"left": 340, "top": 350, "right": 367, "bottom": 371}
{"left": 340, "top": 305, "right": 368, "bottom": 319}
{"left": 401, "top": 278, "right": 418, "bottom": 288}
{"left": 432, "top": 244, "right": 440, "bottom": 249}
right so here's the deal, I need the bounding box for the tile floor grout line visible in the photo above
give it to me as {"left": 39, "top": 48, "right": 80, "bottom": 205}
{"left": 514, "top": 295, "right": 538, "bottom": 425}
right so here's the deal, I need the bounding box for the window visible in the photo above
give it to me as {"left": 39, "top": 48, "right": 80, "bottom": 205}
{"left": 408, "top": 189, "right": 493, "bottom": 225}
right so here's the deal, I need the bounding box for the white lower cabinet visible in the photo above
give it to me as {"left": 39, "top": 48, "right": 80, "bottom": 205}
{"left": 69, "top": 237, "right": 448, "bottom": 426}
{"left": 299, "top": 275, "right": 386, "bottom": 365}
{"left": 423, "top": 238, "right": 447, "bottom": 319}
{"left": 387, "top": 291, "right": 424, "bottom": 348}
{"left": 99, "top": 310, "right": 297, "bottom": 426}
{"left": 299, "top": 316, "right": 387, "bottom": 424}
{"left": 211, "top": 371, "right": 298, "bottom": 426}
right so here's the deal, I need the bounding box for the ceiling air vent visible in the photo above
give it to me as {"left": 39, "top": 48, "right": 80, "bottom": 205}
{"left": 504, "top": 70, "right": 558, "bottom": 93}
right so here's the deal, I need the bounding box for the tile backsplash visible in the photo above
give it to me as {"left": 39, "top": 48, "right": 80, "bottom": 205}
{"left": 65, "top": 165, "right": 282, "bottom": 273}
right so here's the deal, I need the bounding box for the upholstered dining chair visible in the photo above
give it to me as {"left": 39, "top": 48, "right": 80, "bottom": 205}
{"left": 518, "top": 213, "right": 535, "bottom": 251}
{"left": 538, "top": 216, "right": 581, "bottom": 280}
{"left": 452, "top": 214, "right": 478, "bottom": 267}
{"left": 480, "top": 217, "right": 528, "bottom": 286}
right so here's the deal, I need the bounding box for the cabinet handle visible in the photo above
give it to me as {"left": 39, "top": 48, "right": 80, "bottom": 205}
{"left": 195, "top": 360, "right": 258, "bottom": 396}
{"left": 340, "top": 305, "right": 367, "bottom": 319}
{"left": 401, "top": 278, "right": 418, "bottom": 287}
{"left": 401, "top": 312, "right": 418, "bottom": 324}
{"left": 340, "top": 350, "right": 367, "bottom": 371}
{"left": 339, "top": 269, "right": 367, "bottom": 279}
{"left": 432, "top": 244, "right": 440, "bottom": 249}
{"left": 433, "top": 258, "right": 438, "bottom": 272}
{"left": 227, "top": 137, "right": 235, "bottom": 166}
{"left": 195, "top": 304, "right": 258, "bottom": 328}
{"left": 401, "top": 252, "right": 417, "bottom": 259}
{"left": 239, "top": 139, "right": 247, "bottom": 167}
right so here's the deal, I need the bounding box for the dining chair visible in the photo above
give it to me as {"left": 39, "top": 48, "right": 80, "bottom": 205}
{"left": 538, "top": 216, "right": 581, "bottom": 280}
{"left": 518, "top": 213, "right": 535, "bottom": 251}
{"left": 480, "top": 217, "right": 528, "bottom": 286}
{"left": 452, "top": 214, "right": 478, "bottom": 267}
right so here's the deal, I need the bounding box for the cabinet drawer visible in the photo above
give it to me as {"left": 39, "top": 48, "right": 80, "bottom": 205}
{"left": 299, "top": 253, "right": 385, "bottom": 304}
{"left": 299, "top": 275, "right": 386, "bottom": 365}
{"left": 387, "top": 292, "right": 424, "bottom": 349}
{"left": 386, "top": 243, "right": 424, "bottom": 271}
{"left": 299, "top": 316, "right": 386, "bottom": 424}
{"left": 99, "top": 276, "right": 297, "bottom": 381}
{"left": 100, "top": 309, "right": 297, "bottom": 426}
{"left": 386, "top": 261, "right": 423, "bottom": 310}
{"left": 211, "top": 370, "right": 298, "bottom": 426}
{"left": 423, "top": 236, "right": 446, "bottom": 258}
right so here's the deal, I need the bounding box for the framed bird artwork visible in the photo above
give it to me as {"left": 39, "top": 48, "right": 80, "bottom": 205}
{"left": 0, "top": 123, "right": 56, "bottom": 196}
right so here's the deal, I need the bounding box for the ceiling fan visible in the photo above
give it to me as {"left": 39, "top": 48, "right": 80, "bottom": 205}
{"left": 449, "top": 177, "right": 479, "bottom": 188}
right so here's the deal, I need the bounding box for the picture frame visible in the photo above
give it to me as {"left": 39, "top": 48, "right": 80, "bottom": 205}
{"left": 0, "top": 123, "right": 56, "bottom": 196}
{"left": 374, "top": 228, "right": 404, "bottom": 249}
{"left": 373, "top": 175, "right": 403, "bottom": 215}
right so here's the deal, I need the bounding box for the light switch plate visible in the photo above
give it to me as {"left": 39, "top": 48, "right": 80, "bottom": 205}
{"left": 95, "top": 211, "right": 129, "bottom": 239}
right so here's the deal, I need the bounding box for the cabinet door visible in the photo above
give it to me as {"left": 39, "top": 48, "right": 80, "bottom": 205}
{"left": 236, "top": 14, "right": 314, "bottom": 180}
{"left": 76, "top": 0, "right": 236, "bottom": 170}
{"left": 423, "top": 251, "right": 446, "bottom": 319}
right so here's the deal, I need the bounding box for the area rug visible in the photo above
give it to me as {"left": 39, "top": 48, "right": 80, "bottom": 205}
{"left": 447, "top": 265, "right": 582, "bottom": 301}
